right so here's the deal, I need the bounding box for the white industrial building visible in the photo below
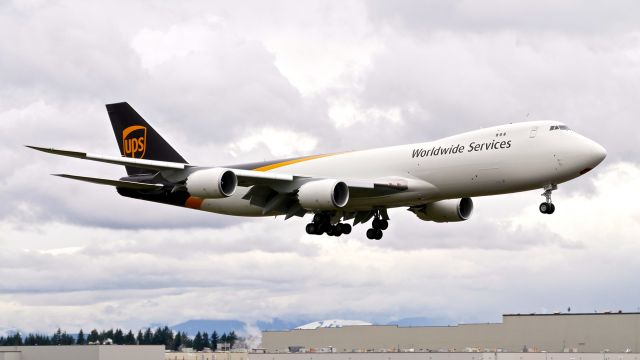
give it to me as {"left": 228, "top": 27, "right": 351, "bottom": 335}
{"left": 0, "top": 345, "right": 163, "bottom": 360}
{"left": 261, "top": 312, "right": 640, "bottom": 353}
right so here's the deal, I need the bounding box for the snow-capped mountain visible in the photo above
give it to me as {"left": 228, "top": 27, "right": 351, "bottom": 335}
{"left": 295, "top": 319, "right": 372, "bottom": 330}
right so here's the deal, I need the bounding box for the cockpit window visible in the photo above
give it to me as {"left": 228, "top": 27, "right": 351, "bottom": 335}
{"left": 549, "top": 125, "right": 570, "bottom": 131}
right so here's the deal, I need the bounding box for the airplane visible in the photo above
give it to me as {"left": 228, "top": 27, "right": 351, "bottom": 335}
{"left": 28, "top": 102, "right": 607, "bottom": 240}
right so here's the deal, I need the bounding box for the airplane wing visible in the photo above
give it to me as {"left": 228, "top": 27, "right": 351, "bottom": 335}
{"left": 29, "top": 145, "right": 423, "bottom": 215}
{"left": 27, "top": 145, "right": 411, "bottom": 192}
{"left": 27, "top": 146, "right": 189, "bottom": 171}
{"left": 53, "top": 174, "right": 164, "bottom": 190}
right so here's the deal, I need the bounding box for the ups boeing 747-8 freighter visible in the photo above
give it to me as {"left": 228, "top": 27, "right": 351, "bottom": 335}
{"left": 29, "top": 103, "right": 606, "bottom": 239}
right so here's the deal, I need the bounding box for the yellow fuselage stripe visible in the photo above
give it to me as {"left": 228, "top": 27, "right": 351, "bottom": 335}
{"left": 253, "top": 153, "right": 337, "bottom": 172}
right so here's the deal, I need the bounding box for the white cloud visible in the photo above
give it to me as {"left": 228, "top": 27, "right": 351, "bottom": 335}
{"left": 0, "top": 0, "right": 638, "bottom": 335}
{"left": 1, "top": 162, "right": 638, "bottom": 333}
{"left": 227, "top": 128, "right": 318, "bottom": 158}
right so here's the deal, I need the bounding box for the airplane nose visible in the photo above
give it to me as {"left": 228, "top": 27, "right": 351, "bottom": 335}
{"left": 578, "top": 138, "right": 606, "bottom": 174}
{"left": 589, "top": 140, "right": 607, "bottom": 166}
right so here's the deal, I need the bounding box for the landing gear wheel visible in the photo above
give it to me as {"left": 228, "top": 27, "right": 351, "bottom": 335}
{"left": 372, "top": 218, "right": 388, "bottom": 230}
{"left": 326, "top": 226, "right": 336, "bottom": 236}
{"left": 333, "top": 225, "right": 343, "bottom": 237}
{"left": 339, "top": 223, "right": 352, "bottom": 234}
{"left": 374, "top": 229, "right": 383, "bottom": 240}
{"left": 305, "top": 223, "right": 316, "bottom": 234}
{"left": 366, "top": 228, "right": 377, "bottom": 240}
{"left": 378, "top": 219, "right": 388, "bottom": 230}
{"left": 539, "top": 202, "right": 556, "bottom": 214}
{"left": 539, "top": 202, "right": 550, "bottom": 214}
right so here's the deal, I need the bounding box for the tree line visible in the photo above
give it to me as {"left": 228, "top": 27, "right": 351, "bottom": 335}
{"left": 0, "top": 326, "right": 239, "bottom": 351}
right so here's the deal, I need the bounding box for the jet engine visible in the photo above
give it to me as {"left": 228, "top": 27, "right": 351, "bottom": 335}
{"left": 412, "top": 198, "right": 473, "bottom": 222}
{"left": 297, "top": 179, "right": 349, "bottom": 210}
{"left": 186, "top": 168, "right": 237, "bottom": 199}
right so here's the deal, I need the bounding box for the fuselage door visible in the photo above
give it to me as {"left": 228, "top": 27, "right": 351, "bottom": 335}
{"left": 529, "top": 126, "right": 538, "bottom": 138}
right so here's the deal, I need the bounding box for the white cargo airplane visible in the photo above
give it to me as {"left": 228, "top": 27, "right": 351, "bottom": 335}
{"left": 29, "top": 103, "right": 606, "bottom": 239}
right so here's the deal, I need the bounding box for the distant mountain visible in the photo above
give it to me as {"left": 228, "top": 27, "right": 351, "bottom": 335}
{"left": 170, "top": 318, "right": 310, "bottom": 336}
{"left": 296, "top": 319, "right": 372, "bottom": 330}
{"left": 386, "top": 317, "right": 451, "bottom": 327}
{"left": 256, "top": 318, "right": 309, "bottom": 331}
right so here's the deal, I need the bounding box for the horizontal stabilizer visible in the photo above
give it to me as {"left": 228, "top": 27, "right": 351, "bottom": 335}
{"left": 27, "top": 145, "right": 188, "bottom": 171}
{"left": 53, "top": 174, "right": 164, "bottom": 190}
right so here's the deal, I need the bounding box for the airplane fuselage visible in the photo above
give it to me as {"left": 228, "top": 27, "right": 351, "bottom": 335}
{"left": 199, "top": 120, "right": 606, "bottom": 217}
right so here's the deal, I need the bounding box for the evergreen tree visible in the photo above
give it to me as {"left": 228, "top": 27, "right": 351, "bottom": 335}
{"left": 211, "top": 330, "right": 219, "bottom": 351}
{"left": 52, "top": 328, "right": 62, "bottom": 345}
{"left": 87, "top": 329, "right": 99, "bottom": 344}
{"left": 102, "top": 329, "right": 114, "bottom": 343}
{"left": 60, "top": 331, "right": 75, "bottom": 345}
{"left": 136, "top": 330, "right": 144, "bottom": 345}
{"left": 181, "top": 332, "right": 193, "bottom": 348}
{"left": 113, "top": 328, "right": 124, "bottom": 345}
{"left": 5, "top": 332, "right": 23, "bottom": 346}
{"left": 161, "top": 326, "right": 174, "bottom": 350}
{"left": 220, "top": 332, "right": 227, "bottom": 345}
{"left": 152, "top": 327, "right": 163, "bottom": 345}
{"left": 193, "top": 331, "right": 203, "bottom": 351}
{"left": 173, "top": 332, "right": 182, "bottom": 351}
{"left": 124, "top": 330, "right": 136, "bottom": 345}
{"left": 202, "top": 332, "right": 210, "bottom": 349}
{"left": 143, "top": 328, "right": 153, "bottom": 345}
{"left": 227, "top": 331, "right": 238, "bottom": 349}
{"left": 77, "top": 329, "right": 85, "bottom": 345}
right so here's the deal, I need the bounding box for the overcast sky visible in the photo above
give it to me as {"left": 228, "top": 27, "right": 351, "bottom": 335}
{"left": 1, "top": 0, "right": 640, "bottom": 335}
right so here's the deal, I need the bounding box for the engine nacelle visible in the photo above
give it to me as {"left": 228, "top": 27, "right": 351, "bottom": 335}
{"left": 186, "top": 168, "right": 237, "bottom": 199}
{"left": 297, "top": 179, "right": 349, "bottom": 210}
{"left": 414, "top": 198, "right": 473, "bottom": 223}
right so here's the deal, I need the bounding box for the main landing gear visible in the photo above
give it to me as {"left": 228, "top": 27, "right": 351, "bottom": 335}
{"left": 539, "top": 184, "right": 557, "bottom": 214}
{"left": 366, "top": 211, "right": 388, "bottom": 240}
{"left": 305, "top": 212, "right": 352, "bottom": 237}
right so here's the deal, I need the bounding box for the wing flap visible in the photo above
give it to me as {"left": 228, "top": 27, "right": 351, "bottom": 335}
{"left": 53, "top": 174, "right": 164, "bottom": 190}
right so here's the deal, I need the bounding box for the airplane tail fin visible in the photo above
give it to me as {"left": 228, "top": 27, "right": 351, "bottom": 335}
{"left": 106, "top": 102, "right": 188, "bottom": 175}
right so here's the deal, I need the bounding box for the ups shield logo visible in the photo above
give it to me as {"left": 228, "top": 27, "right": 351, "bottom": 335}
{"left": 122, "top": 125, "right": 147, "bottom": 158}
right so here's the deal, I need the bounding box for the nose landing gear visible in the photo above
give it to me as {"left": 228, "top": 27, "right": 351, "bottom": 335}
{"left": 539, "top": 184, "right": 557, "bottom": 214}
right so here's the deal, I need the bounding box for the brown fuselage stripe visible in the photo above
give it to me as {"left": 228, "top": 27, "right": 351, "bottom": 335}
{"left": 185, "top": 196, "right": 204, "bottom": 209}
{"left": 253, "top": 153, "right": 337, "bottom": 172}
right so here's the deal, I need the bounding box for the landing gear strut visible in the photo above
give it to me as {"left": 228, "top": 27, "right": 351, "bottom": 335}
{"left": 305, "top": 212, "right": 351, "bottom": 237}
{"left": 539, "top": 184, "right": 557, "bottom": 214}
{"left": 366, "top": 210, "right": 388, "bottom": 240}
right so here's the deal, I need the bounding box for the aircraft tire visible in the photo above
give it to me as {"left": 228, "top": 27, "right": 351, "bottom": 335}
{"left": 548, "top": 203, "right": 556, "bottom": 214}
{"left": 305, "top": 223, "right": 315, "bottom": 234}
{"left": 372, "top": 218, "right": 381, "bottom": 230}
{"left": 333, "top": 225, "right": 343, "bottom": 237}
{"left": 379, "top": 219, "right": 389, "bottom": 230}
{"left": 340, "top": 223, "right": 352, "bottom": 234}
{"left": 539, "top": 202, "right": 550, "bottom": 214}
{"left": 366, "top": 228, "right": 376, "bottom": 240}
{"left": 374, "top": 229, "right": 383, "bottom": 240}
